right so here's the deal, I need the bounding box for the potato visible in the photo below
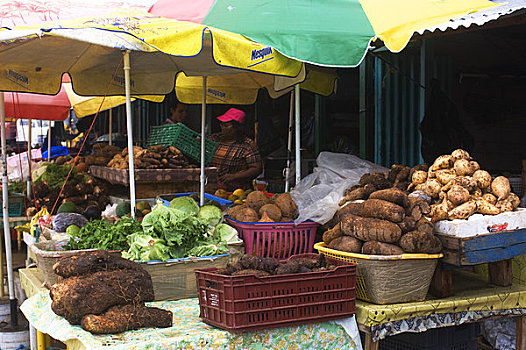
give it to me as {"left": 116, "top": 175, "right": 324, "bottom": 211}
{"left": 436, "top": 169, "right": 457, "bottom": 185}
{"left": 337, "top": 201, "right": 364, "bottom": 220}
{"left": 369, "top": 188, "right": 410, "bottom": 208}
{"left": 473, "top": 170, "right": 492, "bottom": 189}
{"left": 482, "top": 193, "right": 497, "bottom": 205}
{"left": 423, "top": 179, "right": 442, "bottom": 199}
{"left": 328, "top": 236, "right": 362, "bottom": 253}
{"left": 361, "top": 241, "right": 403, "bottom": 255}
{"left": 491, "top": 176, "right": 511, "bottom": 201}
{"left": 430, "top": 155, "right": 454, "bottom": 171}
{"left": 399, "top": 231, "right": 442, "bottom": 253}
{"left": 259, "top": 204, "right": 282, "bottom": 222}
{"left": 474, "top": 198, "right": 500, "bottom": 215}
{"left": 361, "top": 199, "right": 405, "bottom": 223}
{"left": 323, "top": 223, "right": 343, "bottom": 244}
{"left": 411, "top": 170, "right": 428, "bottom": 185}
{"left": 451, "top": 149, "right": 471, "bottom": 161}
{"left": 447, "top": 185, "right": 470, "bottom": 206}
{"left": 454, "top": 159, "right": 476, "bottom": 176}
{"left": 448, "top": 201, "right": 477, "bottom": 220}
{"left": 340, "top": 215, "right": 402, "bottom": 243}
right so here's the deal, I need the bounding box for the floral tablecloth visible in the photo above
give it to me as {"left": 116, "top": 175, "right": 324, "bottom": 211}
{"left": 21, "top": 292, "right": 361, "bottom": 350}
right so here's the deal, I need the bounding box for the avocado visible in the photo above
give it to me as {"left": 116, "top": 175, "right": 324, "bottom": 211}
{"left": 57, "top": 202, "right": 79, "bottom": 214}
{"left": 116, "top": 202, "right": 131, "bottom": 218}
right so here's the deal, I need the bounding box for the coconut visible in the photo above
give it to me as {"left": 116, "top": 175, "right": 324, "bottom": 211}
{"left": 259, "top": 204, "right": 282, "bottom": 222}
{"left": 246, "top": 191, "right": 271, "bottom": 212}
{"left": 235, "top": 207, "right": 259, "bottom": 222}
{"left": 274, "top": 193, "right": 298, "bottom": 219}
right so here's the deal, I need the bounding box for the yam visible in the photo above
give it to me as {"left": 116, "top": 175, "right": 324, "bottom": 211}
{"left": 393, "top": 166, "right": 411, "bottom": 186}
{"left": 361, "top": 199, "right": 405, "bottom": 223}
{"left": 474, "top": 198, "right": 500, "bottom": 215}
{"left": 447, "top": 185, "right": 470, "bottom": 206}
{"left": 359, "top": 173, "right": 391, "bottom": 190}
{"left": 339, "top": 187, "right": 367, "bottom": 206}
{"left": 361, "top": 241, "right": 403, "bottom": 255}
{"left": 473, "top": 170, "right": 492, "bottom": 189}
{"left": 259, "top": 204, "right": 282, "bottom": 222}
{"left": 430, "top": 155, "right": 454, "bottom": 171}
{"left": 491, "top": 176, "right": 511, "bottom": 201}
{"left": 451, "top": 149, "right": 471, "bottom": 161}
{"left": 454, "top": 159, "right": 475, "bottom": 176}
{"left": 399, "top": 231, "right": 443, "bottom": 254}
{"left": 232, "top": 269, "right": 271, "bottom": 277}
{"left": 322, "top": 223, "right": 343, "bottom": 244}
{"left": 274, "top": 193, "right": 298, "bottom": 218}
{"left": 482, "top": 193, "right": 497, "bottom": 205}
{"left": 415, "top": 218, "right": 434, "bottom": 235}
{"left": 398, "top": 216, "right": 416, "bottom": 233}
{"left": 387, "top": 164, "right": 406, "bottom": 183}
{"left": 340, "top": 215, "right": 402, "bottom": 243}
{"left": 328, "top": 236, "right": 362, "bottom": 253}
{"left": 369, "top": 187, "right": 410, "bottom": 208}
{"left": 246, "top": 191, "right": 271, "bottom": 212}
{"left": 405, "top": 197, "right": 423, "bottom": 221}
{"left": 336, "top": 201, "right": 364, "bottom": 220}
{"left": 436, "top": 169, "right": 457, "bottom": 185}
{"left": 448, "top": 201, "right": 477, "bottom": 220}
{"left": 363, "top": 183, "right": 378, "bottom": 197}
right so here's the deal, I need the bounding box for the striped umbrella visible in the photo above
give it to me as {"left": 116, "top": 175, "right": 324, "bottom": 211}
{"left": 150, "top": 0, "right": 499, "bottom": 67}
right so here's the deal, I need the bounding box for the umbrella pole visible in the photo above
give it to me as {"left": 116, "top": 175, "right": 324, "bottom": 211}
{"left": 294, "top": 84, "right": 301, "bottom": 187}
{"left": 200, "top": 76, "right": 207, "bottom": 207}
{"left": 285, "top": 91, "right": 294, "bottom": 192}
{"left": 47, "top": 125, "right": 51, "bottom": 161}
{"left": 108, "top": 109, "right": 112, "bottom": 146}
{"left": 123, "top": 51, "right": 136, "bottom": 217}
{"left": 27, "top": 119, "right": 32, "bottom": 199}
{"left": 0, "top": 92, "right": 18, "bottom": 327}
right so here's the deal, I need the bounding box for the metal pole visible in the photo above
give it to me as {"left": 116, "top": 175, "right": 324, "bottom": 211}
{"left": 27, "top": 119, "right": 32, "bottom": 199}
{"left": 285, "top": 91, "right": 294, "bottom": 192}
{"left": 108, "top": 109, "right": 113, "bottom": 146}
{"left": 47, "top": 123, "right": 51, "bottom": 161}
{"left": 123, "top": 51, "right": 136, "bottom": 217}
{"left": 294, "top": 84, "right": 301, "bottom": 187}
{"left": 200, "top": 76, "right": 207, "bottom": 207}
{"left": 1, "top": 92, "right": 18, "bottom": 327}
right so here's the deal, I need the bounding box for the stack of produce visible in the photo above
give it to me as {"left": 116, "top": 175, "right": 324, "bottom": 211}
{"left": 215, "top": 254, "right": 334, "bottom": 277}
{"left": 107, "top": 145, "right": 192, "bottom": 169}
{"left": 85, "top": 143, "right": 122, "bottom": 166}
{"left": 408, "top": 149, "right": 520, "bottom": 222}
{"left": 227, "top": 191, "right": 299, "bottom": 222}
{"left": 30, "top": 162, "right": 110, "bottom": 215}
{"left": 326, "top": 185, "right": 442, "bottom": 255}
{"left": 49, "top": 250, "right": 172, "bottom": 334}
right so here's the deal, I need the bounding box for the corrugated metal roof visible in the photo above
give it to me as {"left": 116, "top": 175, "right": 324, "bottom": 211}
{"left": 416, "top": 0, "right": 526, "bottom": 35}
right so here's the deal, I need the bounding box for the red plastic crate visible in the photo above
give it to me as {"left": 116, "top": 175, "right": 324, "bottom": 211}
{"left": 225, "top": 217, "right": 319, "bottom": 260}
{"left": 195, "top": 254, "right": 357, "bottom": 332}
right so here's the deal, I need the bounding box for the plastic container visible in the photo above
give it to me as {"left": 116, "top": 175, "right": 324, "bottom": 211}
{"left": 158, "top": 192, "right": 233, "bottom": 207}
{"left": 0, "top": 193, "right": 24, "bottom": 217}
{"left": 225, "top": 216, "right": 318, "bottom": 259}
{"left": 195, "top": 253, "right": 357, "bottom": 332}
{"left": 366, "top": 322, "right": 480, "bottom": 350}
{"left": 315, "top": 242, "right": 442, "bottom": 304}
{"left": 146, "top": 123, "right": 218, "bottom": 165}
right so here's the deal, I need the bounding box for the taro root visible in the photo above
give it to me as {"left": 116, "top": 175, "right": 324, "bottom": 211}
{"left": 447, "top": 185, "right": 470, "bottom": 206}
{"left": 274, "top": 193, "right": 298, "bottom": 219}
{"left": 228, "top": 205, "right": 245, "bottom": 219}
{"left": 232, "top": 269, "right": 271, "bottom": 277}
{"left": 473, "top": 170, "right": 492, "bottom": 189}
{"left": 259, "top": 204, "right": 282, "bottom": 222}
{"left": 359, "top": 173, "right": 391, "bottom": 190}
{"left": 491, "top": 176, "right": 511, "bottom": 201}
{"left": 361, "top": 241, "right": 403, "bottom": 255}
{"left": 451, "top": 149, "right": 471, "bottom": 161}
{"left": 398, "top": 216, "right": 416, "bottom": 233}
{"left": 246, "top": 191, "right": 271, "bottom": 212}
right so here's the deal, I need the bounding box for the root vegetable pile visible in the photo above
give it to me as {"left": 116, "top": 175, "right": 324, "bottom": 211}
{"left": 108, "top": 145, "right": 192, "bottom": 169}
{"left": 228, "top": 191, "right": 298, "bottom": 222}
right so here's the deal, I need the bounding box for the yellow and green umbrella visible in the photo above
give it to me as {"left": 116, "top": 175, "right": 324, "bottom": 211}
{"left": 150, "top": 0, "right": 499, "bottom": 67}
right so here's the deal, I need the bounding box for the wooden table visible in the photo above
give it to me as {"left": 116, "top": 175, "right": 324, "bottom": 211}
{"left": 356, "top": 269, "right": 526, "bottom": 350}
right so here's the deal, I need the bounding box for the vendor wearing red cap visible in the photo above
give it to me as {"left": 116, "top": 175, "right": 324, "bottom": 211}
{"left": 209, "top": 108, "right": 263, "bottom": 191}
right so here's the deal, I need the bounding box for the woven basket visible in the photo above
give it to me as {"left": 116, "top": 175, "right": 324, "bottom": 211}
{"left": 29, "top": 241, "right": 120, "bottom": 286}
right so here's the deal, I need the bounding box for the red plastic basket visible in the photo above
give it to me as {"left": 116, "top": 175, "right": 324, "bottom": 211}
{"left": 225, "top": 217, "right": 319, "bottom": 260}
{"left": 195, "top": 254, "right": 357, "bottom": 332}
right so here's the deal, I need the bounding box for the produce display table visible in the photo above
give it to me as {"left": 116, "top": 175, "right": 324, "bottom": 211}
{"left": 19, "top": 268, "right": 362, "bottom": 350}
{"left": 356, "top": 269, "right": 526, "bottom": 350}
{"left": 89, "top": 166, "right": 218, "bottom": 198}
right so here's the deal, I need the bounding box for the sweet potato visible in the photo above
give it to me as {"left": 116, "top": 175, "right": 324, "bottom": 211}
{"left": 423, "top": 179, "right": 442, "bottom": 199}
{"left": 430, "top": 155, "right": 454, "bottom": 171}
{"left": 436, "top": 169, "right": 457, "bottom": 185}
{"left": 482, "top": 193, "right": 497, "bottom": 205}
{"left": 340, "top": 215, "right": 402, "bottom": 243}
{"left": 411, "top": 170, "right": 428, "bottom": 186}
{"left": 451, "top": 149, "right": 471, "bottom": 161}
{"left": 399, "top": 231, "right": 442, "bottom": 253}
{"left": 361, "top": 199, "right": 405, "bottom": 223}
{"left": 328, "top": 236, "right": 362, "bottom": 253}
{"left": 447, "top": 185, "right": 470, "bottom": 206}
{"left": 454, "top": 159, "right": 476, "bottom": 176}
{"left": 323, "top": 223, "right": 343, "bottom": 244}
{"left": 369, "top": 188, "right": 410, "bottom": 208}
{"left": 474, "top": 197, "right": 500, "bottom": 215}
{"left": 491, "top": 176, "right": 511, "bottom": 201}
{"left": 361, "top": 241, "right": 404, "bottom": 255}
{"left": 448, "top": 201, "right": 477, "bottom": 220}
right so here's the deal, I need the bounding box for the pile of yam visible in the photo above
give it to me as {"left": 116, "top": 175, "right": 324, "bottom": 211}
{"left": 85, "top": 144, "right": 122, "bottom": 166}
{"left": 408, "top": 149, "right": 520, "bottom": 222}
{"left": 107, "top": 145, "right": 191, "bottom": 170}
{"left": 228, "top": 191, "right": 298, "bottom": 222}
{"left": 325, "top": 184, "right": 442, "bottom": 256}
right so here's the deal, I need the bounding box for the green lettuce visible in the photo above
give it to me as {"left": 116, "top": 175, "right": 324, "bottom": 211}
{"left": 198, "top": 205, "right": 223, "bottom": 227}
{"left": 122, "top": 233, "right": 171, "bottom": 261}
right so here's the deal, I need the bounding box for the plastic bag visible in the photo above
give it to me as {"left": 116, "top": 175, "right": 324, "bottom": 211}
{"left": 291, "top": 152, "right": 388, "bottom": 224}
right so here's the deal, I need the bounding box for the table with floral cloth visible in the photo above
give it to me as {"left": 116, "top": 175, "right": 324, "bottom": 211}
{"left": 20, "top": 291, "right": 362, "bottom": 350}
{"left": 355, "top": 269, "right": 526, "bottom": 349}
